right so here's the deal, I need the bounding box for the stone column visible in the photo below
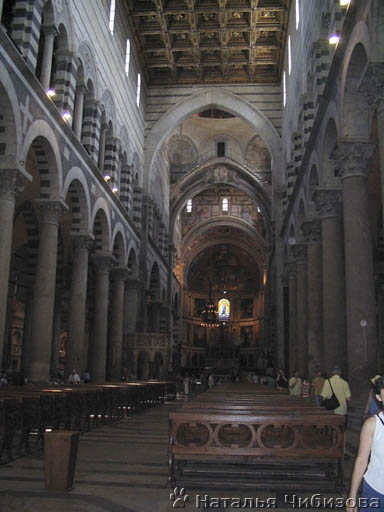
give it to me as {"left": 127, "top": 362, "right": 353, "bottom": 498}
{"left": 301, "top": 219, "right": 323, "bottom": 374}
{"left": 72, "top": 84, "right": 87, "bottom": 139}
{"left": 314, "top": 189, "right": 346, "bottom": 375}
{"left": 65, "top": 234, "right": 91, "bottom": 376}
{"left": 28, "top": 200, "right": 66, "bottom": 382}
{"left": 0, "top": 170, "right": 19, "bottom": 371}
{"left": 40, "top": 26, "right": 58, "bottom": 91}
{"left": 287, "top": 262, "right": 297, "bottom": 374}
{"left": 292, "top": 244, "right": 308, "bottom": 378}
{"left": 98, "top": 124, "right": 107, "bottom": 172}
{"left": 50, "top": 298, "right": 62, "bottom": 379}
{"left": 361, "top": 64, "right": 384, "bottom": 230}
{"left": 89, "top": 252, "right": 114, "bottom": 383}
{"left": 123, "top": 278, "right": 140, "bottom": 334}
{"left": 333, "top": 141, "right": 377, "bottom": 399}
{"left": 107, "top": 267, "right": 128, "bottom": 381}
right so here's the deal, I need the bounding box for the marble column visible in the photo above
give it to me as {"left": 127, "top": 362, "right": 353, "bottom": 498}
{"left": 301, "top": 219, "right": 323, "bottom": 374}
{"left": 72, "top": 84, "right": 87, "bottom": 139}
{"left": 361, "top": 63, "right": 384, "bottom": 230}
{"left": 292, "top": 244, "right": 308, "bottom": 377}
{"left": 89, "top": 252, "right": 114, "bottom": 383}
{"left": 333, "top": 140, "right": 377, "bottom": 398}
{"left": 98, "top": 124, "right": 107, "bottom": 172}
{"left": 0, "top": 170, "right": 19, "bottom": 371}
{"left": 314, "top": 189, "right": 346, "bottom": 375}
{"left": 50, "top": 298, "right": 62, "bottom": 379}
{"left": 65, "top": 234, "right": 91, "bottom": 377}
{"left": 107, "top": 267, "right": 128, "bottom": 381}
{"left": 123, "top": 278, "right": 140, "bottom": 334}
{"left": 40, "top": 26, "right": 57, "bottom": 91}
{"left": 28, "top": 200, "right": 66, "bottom": 382}
{"left": 287, "top": 262, "right": 297, "bottom": 374}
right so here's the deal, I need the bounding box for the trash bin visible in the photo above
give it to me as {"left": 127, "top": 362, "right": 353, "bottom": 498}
{"left": 44, "top": 431, "right": 80, "bottom": 491}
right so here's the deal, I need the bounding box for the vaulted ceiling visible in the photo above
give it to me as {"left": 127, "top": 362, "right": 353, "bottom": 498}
{"left": 127, "top": 0, "right": 292, "bottom": 85}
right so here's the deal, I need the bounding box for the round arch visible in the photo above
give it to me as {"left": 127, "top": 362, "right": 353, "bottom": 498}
{"left": 111, "top": 222, "right": 127, "bottom": 264}
{"left": 127, "top": 246, "right": 138, "bottom": 276}
{"left": 144, "top": 88, "right": 281, "bottom": 191}
{"left": 22, "top": 120, "right": 63, "bottom": 199}
{"left": 170, "top": 159, "right": 271, "bottom": 243}
{"left": 63, "top": 168, "right": 92, "bottom": 230}
{"left": 0, "top": 62, "right": 23, "bottom": 164}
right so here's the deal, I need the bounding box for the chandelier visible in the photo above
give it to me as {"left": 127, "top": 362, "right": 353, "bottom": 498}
{"left": 200, "top": 281, "right": 220, "bottom": 327}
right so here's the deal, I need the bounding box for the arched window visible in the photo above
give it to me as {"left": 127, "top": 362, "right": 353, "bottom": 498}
{"left": 295, "top": 0, "right": 300, "bottom": 30}
{"left": 125, "top": 39, "right": 131, "bottom": 75}
{"left": 136, "top": 73, "right": 141, "bottom": 106}
{"left": 109, "top": 0, "right": 116, "bottom": 35}
{"left": 288, "top": 35, "right": 292, "bottom": 75}
{"left": 186, "top": 198, "right": 192, "bottom": 213}
{"left": 222, "top": 197, "right": 229, "bottom": 212}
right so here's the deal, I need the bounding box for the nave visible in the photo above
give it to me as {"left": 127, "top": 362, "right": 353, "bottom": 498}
{"left": 0, "top": 387, "right": 355, "bottom": 512}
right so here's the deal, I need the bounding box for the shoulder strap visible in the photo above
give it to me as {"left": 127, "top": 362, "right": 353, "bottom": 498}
{"left": 328, "top": 378, "right": 335, "bottom": 395}
{"left": 376, "top": 412, "right": 384, "bottom": 426}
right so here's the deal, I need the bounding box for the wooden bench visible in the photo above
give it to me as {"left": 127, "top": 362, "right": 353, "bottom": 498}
{"left": 168, "top": 384, "right": 345, "bottom": 490}
{"left": 0, "top": 380, "right": 175, "bottom": 463}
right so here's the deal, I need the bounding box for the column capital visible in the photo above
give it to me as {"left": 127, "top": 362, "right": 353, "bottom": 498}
{"left": 313, "top": 188, "right": 342, "bottom": 218}
{"left": 92, "top": 251, "right": 115, "bottom": 274}
{"left": 36, "top": 199, "right": 68, "bottom": 226}
{"left": 292, "top": 243, "right": 307, "bottom": 264}
{"left": 42, "top": 25, "right": 58, "bottom": 38}
{"left": 301, "top": 219, "right": 321, "bottom": 244}
{"left": 75, "top": 82, "right": 88, "bottom": 95}
{"left": 360, "top": 63, "right": 384, "bottom": 112}
{"left": 0, "top": 168, "right": 27, "bottom": 201}
{"left": 71, "top": 232, "right": 94, "bottom": 251}
{"left": 330, "top": 140, "right": 376, "bottom": 180}
{"left": 111, "top": 266, "right": 129, "bottom": 282}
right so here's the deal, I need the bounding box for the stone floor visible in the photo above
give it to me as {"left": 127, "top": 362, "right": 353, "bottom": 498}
{"left": 0, "top": 399, "right": 356, "bottom": 512}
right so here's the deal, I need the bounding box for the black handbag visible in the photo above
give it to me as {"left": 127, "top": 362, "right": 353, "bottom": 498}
{"left": 321, "top": 379, "right": 340, "bottom": 410}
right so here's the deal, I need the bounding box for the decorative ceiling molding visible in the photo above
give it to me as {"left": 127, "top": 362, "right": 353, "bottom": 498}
{"left": 127, "top": 0, "right": 291, "bottom": 85}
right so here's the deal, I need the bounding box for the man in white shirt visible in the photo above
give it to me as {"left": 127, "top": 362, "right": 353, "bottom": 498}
{"left": 67, "top": 369, "right": 81, "bottom": 384}
{"left": 289, "top": 370, "right": 302, "bottom": 396}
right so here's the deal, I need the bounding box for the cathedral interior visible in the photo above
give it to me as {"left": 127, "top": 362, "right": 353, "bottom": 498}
{"left": 0, "top": 0, "right": 384, "bottom": 509}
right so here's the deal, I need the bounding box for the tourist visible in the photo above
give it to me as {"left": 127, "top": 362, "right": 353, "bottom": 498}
{"left": 312, "top": 370, "right": 325, "bottom": 405}
{"left": 320, "top": 366, "right": 351, "bottom": 418}
{"left": 301, "top": 377, "right": 311, "bottom": 399}
{"left": 183, "top": 374, "right": 190, "bottom": 395}
{"left": 289, "top": 370, "right": 302, "bottom": 396}
{"left": 321, "top": 365, "right": 351, "bottom": 457}
{"left": 347, "top": 375, "right": 384, "bottom": 512}
{"left": 82, "top": 370, "right": 91, "bottom": 383}
{"left": 0, "top": 371, "right": 8, "bottom": 386}
{"left": 363, "top": 375, "right": 382, "bottom": 419}
{"left": 208, "top": 373, "right": 215, "bottom": 389}
{"left": 276, "top": 369, "right": 288, "bottom": 389}
{"left": 67, "top": 369, "right": 81, "bottom": 384}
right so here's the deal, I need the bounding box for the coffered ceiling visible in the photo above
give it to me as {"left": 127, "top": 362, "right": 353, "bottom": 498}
{"left": 127, "top": 0, "right": 292, "bottom": 85}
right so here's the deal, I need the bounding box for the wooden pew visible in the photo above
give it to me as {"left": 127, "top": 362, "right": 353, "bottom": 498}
{"left": 168, "top": 384, "right": 344, "bottom": 490}
{"left": 0, "top": 380, "right": 175, "bottom": 464}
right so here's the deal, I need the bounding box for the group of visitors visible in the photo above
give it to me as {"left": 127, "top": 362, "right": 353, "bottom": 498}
{"left": 278, "top": 367, "right": 352, "bottom": 416}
